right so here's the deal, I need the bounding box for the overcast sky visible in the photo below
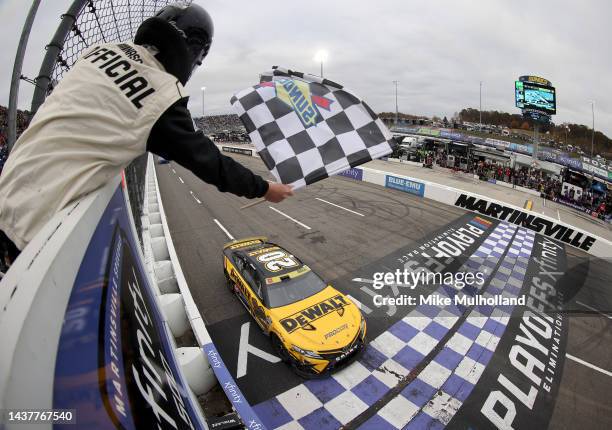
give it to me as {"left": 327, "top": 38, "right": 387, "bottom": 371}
{"left": 1, "top": 0, "right": 610, "bottom": 136}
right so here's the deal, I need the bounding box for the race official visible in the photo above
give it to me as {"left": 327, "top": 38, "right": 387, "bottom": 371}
{"left": 0, "top": 3, "right": 293, "bottom": 262}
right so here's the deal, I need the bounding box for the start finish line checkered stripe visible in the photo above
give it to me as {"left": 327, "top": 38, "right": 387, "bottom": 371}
{"left": 252, "top": 222, "right": 526, "bottom": 430}
{"left": 366, "top": 227, "right": 535, "bottom": 429}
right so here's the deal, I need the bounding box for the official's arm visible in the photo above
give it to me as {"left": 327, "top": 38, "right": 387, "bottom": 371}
{"left": 147, "top": 97, "right": 269, "bottom": 199}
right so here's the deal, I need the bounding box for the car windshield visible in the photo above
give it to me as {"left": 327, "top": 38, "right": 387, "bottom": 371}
{"left": 265, "top": 271, "right": 327, "bottom": 308}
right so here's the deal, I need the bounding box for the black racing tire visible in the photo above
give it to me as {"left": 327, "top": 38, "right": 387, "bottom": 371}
{"left": 224, "top": 271, "right": 234, "bottom": 292}
{"left": 271, "top": 334, "right": 290, "bottom": 363}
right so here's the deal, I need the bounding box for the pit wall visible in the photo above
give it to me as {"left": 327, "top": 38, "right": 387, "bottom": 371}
{"left": 219, "top": 145, "right": 612, "bottom": 259}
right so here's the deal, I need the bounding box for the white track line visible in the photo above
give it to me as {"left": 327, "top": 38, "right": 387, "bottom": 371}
{"left": 576, "top": 300, "right": 612, "bottom": 320}
{"left": 567, "top": 353, "right": 612, "bottom": 377}
{"left": 316, "top": 197, "right": 364, "bottom": 217}
{"left": 178, "top": 176, "right": 184, "bottom": 184}
{"left": 352, "top": 277, "right": 374, "bottom": 284}
{"left": 346, "top": 294, "right": 373, "bottom": 314}
{"left": 269, "top": 206, "right": 311, "bottom": 230}
{"left": 172, "top": 168, "right": 176, "bottom": 174}
{"left": 557, "top": 209, "right": 561, "bottom": 221}
{"left": 189, "top": 191, "right": 201, "bottom": 204}
{"left": 214, "top": 219, "right": 234, "bottom": 240}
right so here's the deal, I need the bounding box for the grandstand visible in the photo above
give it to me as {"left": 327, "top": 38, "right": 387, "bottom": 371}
{"left": 193, "top": 114, "right": 248, "bottom": 143}
{"left": 0, "top": 105, "right": 30, "bottom": 138}
{"left": 0, "top": 105, "right": 30, "bottom": 173}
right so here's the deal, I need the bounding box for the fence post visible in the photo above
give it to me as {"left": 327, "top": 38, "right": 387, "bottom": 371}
{"left": 7, "top": 0, "right": 41, "bottom": 152}
{"left": 29, "top": 0, "right": 89, "bottom": 116}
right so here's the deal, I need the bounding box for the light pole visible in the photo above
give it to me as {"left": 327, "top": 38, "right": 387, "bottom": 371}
{"left": 8, "top": 0, "right": 42, "bottom": 152}
{"left": 314, "top": 50, "right": 328, "bottom": 78}
{"left": 393, "top": 80, "right": 399, "bottom": 126}
{"left": 479, "top": 81, "right": 483, "bottom": 132}
{"left": 590, "top": 101, "right": 595, "bottom": 160}
{"left": 201, "top": 86, "right": 206, "bottom": 118}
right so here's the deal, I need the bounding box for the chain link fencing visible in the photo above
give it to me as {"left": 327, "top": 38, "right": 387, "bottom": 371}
{"left": 49, "top": 0, "right": 191, "bottom": 89}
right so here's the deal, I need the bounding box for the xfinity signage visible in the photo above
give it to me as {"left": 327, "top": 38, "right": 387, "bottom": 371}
{"left": 338, "top": 167, "right": 363, "bottom": 181}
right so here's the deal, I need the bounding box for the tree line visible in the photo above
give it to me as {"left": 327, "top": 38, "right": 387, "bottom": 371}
{"left": 457, "top": 108, "right": 611, "bottom": 157}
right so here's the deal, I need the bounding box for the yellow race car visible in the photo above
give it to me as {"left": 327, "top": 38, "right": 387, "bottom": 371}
{"left": 223, "top": 237, "right": 366, "bottom": 376}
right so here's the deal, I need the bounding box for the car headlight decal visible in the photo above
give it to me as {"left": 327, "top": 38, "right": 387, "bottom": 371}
{"left": 291, "top": 345, "right": 322, "bottom": 359}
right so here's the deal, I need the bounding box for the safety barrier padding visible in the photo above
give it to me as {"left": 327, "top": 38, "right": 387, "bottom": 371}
{"left": 141, "top": 154, "right": 217, "bottom": 396}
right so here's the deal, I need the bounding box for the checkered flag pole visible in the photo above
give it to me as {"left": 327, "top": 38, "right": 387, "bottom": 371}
{"left": 231, "top": 66, "right": 397, "bottom": 190}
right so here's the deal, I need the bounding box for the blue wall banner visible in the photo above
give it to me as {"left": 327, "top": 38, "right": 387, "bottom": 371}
{"left": 385, "top": 175, "right": 425, "bottom": 197}
{"left": 338, "top": 167, "right": 363, "bottom": 181}
{"left": 53, "top": 186, "right": 205, "bottom": 430}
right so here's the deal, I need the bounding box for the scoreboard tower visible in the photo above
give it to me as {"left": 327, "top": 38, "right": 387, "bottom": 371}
{"left": 515, "top": 75, "right": 556, "bottom": 166}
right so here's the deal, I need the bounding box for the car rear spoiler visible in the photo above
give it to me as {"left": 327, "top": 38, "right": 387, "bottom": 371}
{"left": 223, "top": 236, "right": 268, "bottom": 250}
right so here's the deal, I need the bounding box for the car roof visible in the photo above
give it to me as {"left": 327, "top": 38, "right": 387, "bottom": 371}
{"left": 235, "top": 242, "right": 306, "bottom": 278}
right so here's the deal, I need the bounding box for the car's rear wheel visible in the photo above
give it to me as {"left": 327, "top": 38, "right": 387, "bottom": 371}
{"left": 271, "top": 334, "right": 290, "bottom": 363}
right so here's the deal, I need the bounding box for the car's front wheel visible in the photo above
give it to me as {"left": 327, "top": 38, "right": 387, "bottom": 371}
{"left": 224, "top": 271, "right": 234, "bottom": 292}
{"left": 271, "top": 334, "right": 290, "bottom": 363}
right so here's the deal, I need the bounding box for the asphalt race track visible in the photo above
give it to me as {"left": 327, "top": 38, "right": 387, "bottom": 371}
{"left": 156, "top": 154, "right": 612, "bottom": 430}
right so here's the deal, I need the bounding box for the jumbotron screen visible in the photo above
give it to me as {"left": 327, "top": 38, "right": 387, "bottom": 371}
{"left": 515, "top": 80, "right": 556, "bottom": 114}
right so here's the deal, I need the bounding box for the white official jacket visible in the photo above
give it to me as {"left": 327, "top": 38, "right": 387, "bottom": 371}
{"left": 0, "top": 43, "right": 185, "bottom": 250}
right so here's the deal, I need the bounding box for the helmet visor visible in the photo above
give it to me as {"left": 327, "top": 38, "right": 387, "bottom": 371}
{"left": 187, "top": 33, "right": 211, "bottom": 73}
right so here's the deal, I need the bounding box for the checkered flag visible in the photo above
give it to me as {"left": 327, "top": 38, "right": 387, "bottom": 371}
{"left": 230, "top": 66, "right": 396, "bottom": 189}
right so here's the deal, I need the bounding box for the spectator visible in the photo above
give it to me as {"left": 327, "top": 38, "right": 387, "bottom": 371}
{"left": 0, "top": 105, "right": 32, "bottom": 151}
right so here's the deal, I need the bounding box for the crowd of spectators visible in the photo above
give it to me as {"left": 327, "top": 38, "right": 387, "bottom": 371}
{"left": 1, "top": 105, "right": 31, "bottom": 174}
{"left": 475, "top": 162, "right": 556, "bottom": 193}
{"left": 192, "top": 114, "right": 250, "bottom": 143}
{"left": 555, "top": 186, "right": 610, "bottom": 220}
{"left": 404, "top": 147, "right": 611, "bottom": 220}
{"left": 194, "top": 114, "right": 244, "bottom": 134}
{"left": 210, "top": 131, "right": 249, "bottom": 143}
{"left": 476, "top": 161, "right": 610, "bottom": 220}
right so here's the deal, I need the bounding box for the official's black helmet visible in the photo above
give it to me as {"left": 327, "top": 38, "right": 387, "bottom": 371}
{"left": 135, "top": 2, "right": 214, "bottom": 84}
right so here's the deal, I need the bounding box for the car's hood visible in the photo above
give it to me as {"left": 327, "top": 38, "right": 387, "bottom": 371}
{"left": 270, "top": 286, "right": 362, "bottom": 351}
